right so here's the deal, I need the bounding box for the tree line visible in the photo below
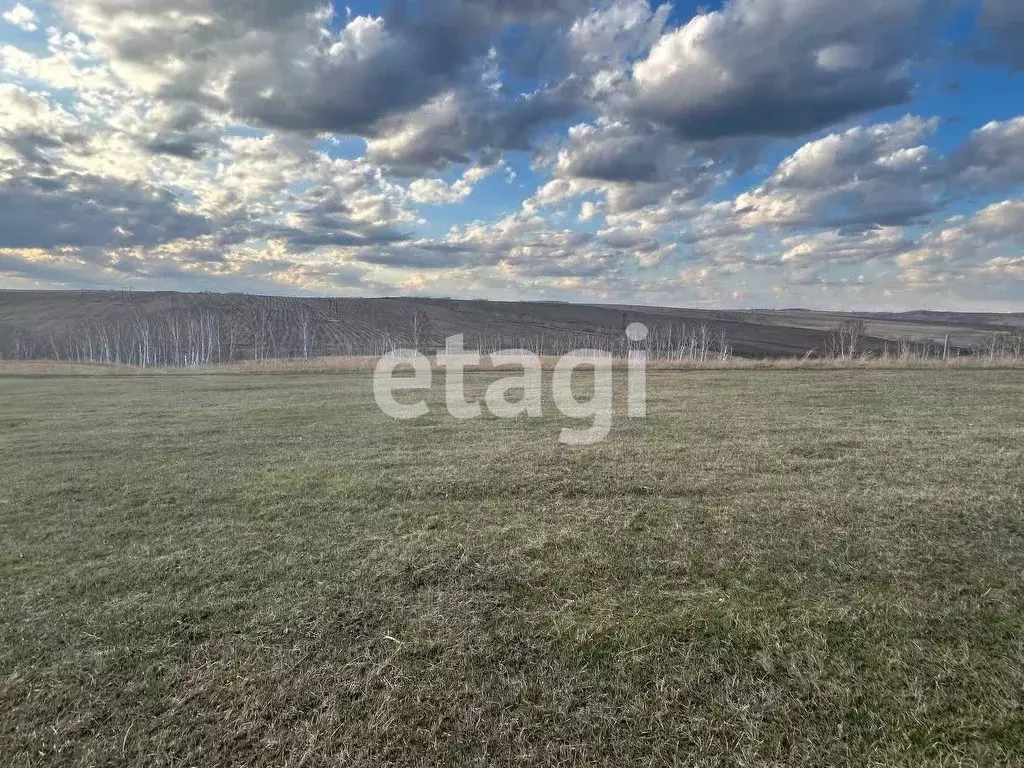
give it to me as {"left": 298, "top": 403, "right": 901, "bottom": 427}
{"left": 821, "top": 318, "right": 1024, "bottom": 360}
{"left": 0, "top": 303, "right": 737, "bottom": 366}
{"left": 3, "top": 304, "right": 1020, "bottom": 366}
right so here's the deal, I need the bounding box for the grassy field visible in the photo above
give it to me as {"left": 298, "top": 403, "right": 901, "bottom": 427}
{"left": 1, "top": 368, "right": 1023, "bottom": 766}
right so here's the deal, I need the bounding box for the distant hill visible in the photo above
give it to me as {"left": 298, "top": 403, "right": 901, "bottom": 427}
{"left": 1, "top": 290, "right": 1022, "bottom": 364}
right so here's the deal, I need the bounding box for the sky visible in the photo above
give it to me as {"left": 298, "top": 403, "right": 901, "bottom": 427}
{"left": 0, "top": 0, "right": 1022, "bottom": 310}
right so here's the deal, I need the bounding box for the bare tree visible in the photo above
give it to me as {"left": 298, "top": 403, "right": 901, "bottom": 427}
{"left": 411, "top": 309, "right": 432, "bottom": 353}
{"left": 298, "top": 307, "right": 316, "bottom": 359}
{"left": 825, "top": 319, "right": 868, "bottom": 358}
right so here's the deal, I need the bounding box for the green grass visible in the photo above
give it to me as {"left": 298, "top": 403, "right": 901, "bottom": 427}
{"left": 1, "top": 369, "right": 1023, "bottom": 767}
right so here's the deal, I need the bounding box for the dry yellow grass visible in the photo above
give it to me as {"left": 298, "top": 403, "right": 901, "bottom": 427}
{"left": 2, "top": 354, "right": 1023, "bottom": 376}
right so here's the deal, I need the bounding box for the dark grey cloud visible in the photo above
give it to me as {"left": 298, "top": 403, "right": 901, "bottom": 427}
{"left": 364, "top": 93, "right": 484, "bottom": 173}
{"left": 260, "top": 186, "right": 412, "bottom": 253}
{"left": 535, "top": 118, "right": 737, "bottom": 214}
{"left": 347, "top": 212, "right": 621, "bottom": 274}
{"left": 353, "top": 241, "right": 493, "bottom": 269}
{"left": 779, "top": 229, "right": 916, "bottom": 268}
{"left": 2, "top": 130, "right": 67, "bottom": 165}
{"left": 949, "top": 117, "right": 1024, "bottom": 193}
{"left": 626, "top": 0, "right": 945, "bottom": 141}
{"left": 105, "top": 251, "right": 375, "bottom": 293}
{"left": 978, "top": 0, "right": 1024, "bottom": 70}
{"left": 700, "top": 114, "right": 1024, "bottom": 244}
{"left": 0, "top": 173, "right": 211, "bottom": 249}
{"left": 500, "top": 243, "right": 621, "bottom": 278}
{"left": 461, "top": 0, "right": 590, "bottom": 20}
{"left": 141, "top": 105, "right": 222, "bottom": 159}
{"left": 596, "top": 228, "right": 661, "bottom": 253}
{"left": 0, "top": 84, "right": 88, "bottom": 166}
{"left": 893, "top": 199, "right": 1024, "bottom": 290}
{"left": 62, "top": 0, "right": 589, "bottom": 173}
{"left": 227, "top": 8, "right": 486, "bottom": 136}
{"left": 556, "top": 122, "right": 664, "bottom": 183}
{"left": 367, "top": 77, "right": 587, "bottom": 175}
{"left": 733, "top": 116, "right": 947, "bottom": 230}
{"left": 0, "top": 252, "right": 107, "bottom": 285}
{"left": 275, "top": 228, "right": 410, "bottom": 252}
{"left": 64, "top": 0, "right": 321, "bottom": 71}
